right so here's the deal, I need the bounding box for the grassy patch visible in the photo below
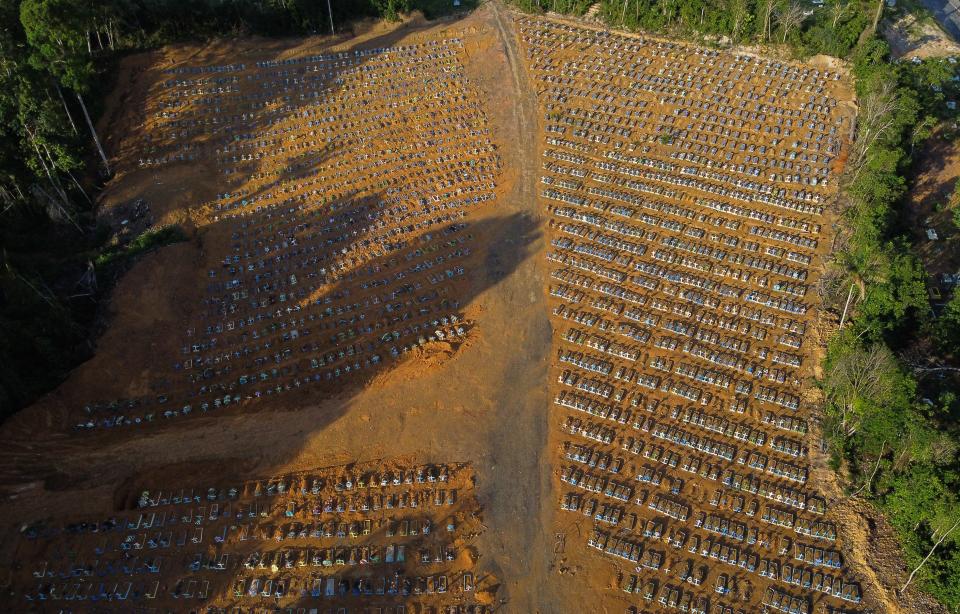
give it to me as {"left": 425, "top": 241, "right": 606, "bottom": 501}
{"left": 412, "top": 0, "right": 479, "bottom": 19}
{"left": 95, "top": 225, "right": 188, "bottom": 270}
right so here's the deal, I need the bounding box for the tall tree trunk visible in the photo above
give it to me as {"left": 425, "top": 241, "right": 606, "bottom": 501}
{"left": 66, "top": 169, "right": 92, "bottom": 205}
{"left": 95, "top": 28, "right": 104, "bottom": 51}
{"left": 871, "top": 0, "right": 883, "bottom": 35}
{"left": 0, "top": 185, "right": 14, "bottom": 206}
{"left": 839, "top": 282, "right": 856, "bottom": 329}
{"left": 0, "top": 182, "right": 26, "bottom": 204}
{"left": 832, "top": 2, "right": 847, "bottom": 28}
{"left": 55, "top": 84, "right": 79, "bottom": 135}
{"left": 900, "top": 519, "right": 960, "bottom": 593}
{"left": 37, "top": 140, "right": 73, "bottom": 208}
{"left": 326, "top": 0, "right": 335, "bottom": 35}
{"left": 86, "top": 30, "right": 92, "bottom": 54}
{"left": 76, "top": 92, "right": 111, "bottom": 175}
{"left": 763, "top": 0, "right": 774, "bottom": 42}
{"left": 26, "top": 127, "right": 81, "bottom": 231}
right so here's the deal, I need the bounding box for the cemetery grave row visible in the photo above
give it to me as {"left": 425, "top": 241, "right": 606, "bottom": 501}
{"left": 8, "top": 461, "right": 493, "bottom": 613}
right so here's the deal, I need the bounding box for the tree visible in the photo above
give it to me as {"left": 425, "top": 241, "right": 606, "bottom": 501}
{"left": 19, "top": 0, "right": 110, "bottom": 175}
{"left": 900, "top": 514, "right": 960, "bottom": 593}
{"left": 829, "top": 0, "right": 850, "bottom": 29}
{"left": 848, "top": 248, "right": 927, "bottom": 341}
{"left": 824, "top": 341, "right": 905, "bottom": 438}
{"left": 909, "top": 115, "right": 937, "bottom": 158}
{"left": 729, "top": 0, "right": 753, "bottom": 42}
{"left": 760, "top": 0, "right": 776, "bottom": 42}
{"left": 935, "top": 291, "right": 960, "bottom": 354}
{"left": 846, "top": 79, "right": 903, "bottom": 184}
{"left": 871, "top": 0, "right": 884, "bottom": 35}
{"left": 373, "top": 0, "right": 411, "bottom": 21}
{"left": 774, "top": 1, "right": 806, "bottom": 44}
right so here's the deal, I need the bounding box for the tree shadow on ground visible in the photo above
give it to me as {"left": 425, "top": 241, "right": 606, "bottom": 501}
{"left": 0, "top": 7, "right": 502, "bottom": 473}
{"left": 0, "top": 15, "right": 545, "bottom": 613}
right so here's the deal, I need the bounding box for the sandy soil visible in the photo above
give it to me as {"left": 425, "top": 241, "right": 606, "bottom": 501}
{"left": 0, "top": 5, "right": 564, "bottom": 612}
{"left": 4, "top": 460, "right": 496, "bottom": 610}
{"left": 519, "top": 14, "right": 859, "bottom": 613}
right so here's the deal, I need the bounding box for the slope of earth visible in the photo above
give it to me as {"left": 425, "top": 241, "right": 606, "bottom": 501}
{"left": 883, "top": 12, "right": 960, "bottom": 59}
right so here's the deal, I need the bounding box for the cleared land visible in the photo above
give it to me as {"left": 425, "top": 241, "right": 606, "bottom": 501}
{"left": 0, "top": 5, "right": 919, "bottom": 614}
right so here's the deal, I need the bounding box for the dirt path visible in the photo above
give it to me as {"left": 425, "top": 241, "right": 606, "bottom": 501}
{"left": 472, "top": 4, "right": 557, "bottom": 611}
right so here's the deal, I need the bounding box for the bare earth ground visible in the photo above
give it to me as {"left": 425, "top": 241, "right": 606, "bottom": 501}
{"left": 0, "top": 5, "right": 570, "bottom": 612}
{"left": 0, "top": 4, "right": 944, "bottom": 614}
{"left": 883, "top": 13, "right": 960, "bottom": 59}
{"left": 904, "top": 127, "right": 960, "bottom": 283}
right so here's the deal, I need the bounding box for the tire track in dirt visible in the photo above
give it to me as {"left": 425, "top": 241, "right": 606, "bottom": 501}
{"left": 474, "top": 3, "right": 555, "bottom": 612}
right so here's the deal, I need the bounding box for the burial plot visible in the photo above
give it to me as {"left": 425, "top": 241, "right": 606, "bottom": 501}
{"left": 6, "top": 460, "right": 494, "bottom": 612}
{"left": 77, "top": 37, "right": 502, "bottom": 433}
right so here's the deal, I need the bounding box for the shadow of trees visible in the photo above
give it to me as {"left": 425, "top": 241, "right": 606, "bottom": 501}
{"left": 0, "top": 11, "right": 546, "bottom": 612}
{"left": 0, "top": 7, "right": 535, "bottom": 496}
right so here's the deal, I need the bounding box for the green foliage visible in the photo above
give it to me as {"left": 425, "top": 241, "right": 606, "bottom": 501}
{"left": 853, "top": 248, "right": 927, "bottom": 341}
{"left": 824, "top": 35, "right": 960, "bottom": 611}
{"left": 935, "top": 290, "right": 960, "bottom": 353}
{"left": 597, "top": 0, "right": 754, "bottom": 41}
{"left": 20, "top": 0, "right": 95, "bottom": 91}
{"left": 822, "top": 335, "right": 914, "bottom": 451}
{"left": 374, "top": 0, "right": 412, "bottom": 21}
{"left": 901, "top": 57, "right": 960, "bottom": 120}
{"left": 800, "top": 1, "right": 868, "bottom": 58}
{"left": 530, "top": 0, "right": 871, "bottom": 58}
{"left": 94, "top": 225, "right": 187, "bottom": 270}
{"left": 409, "top": 0, "right": 479, "bottom": 19}
{"left": 504, "top": 0, "right": 592, "bottom": 14}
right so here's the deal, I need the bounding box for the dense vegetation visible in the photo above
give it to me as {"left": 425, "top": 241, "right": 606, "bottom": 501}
{"left": 821, "top": 42, "right": 960, "bottom": 610}
{"left": 508, "top": 0, "right": 874, "bottom": 58}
